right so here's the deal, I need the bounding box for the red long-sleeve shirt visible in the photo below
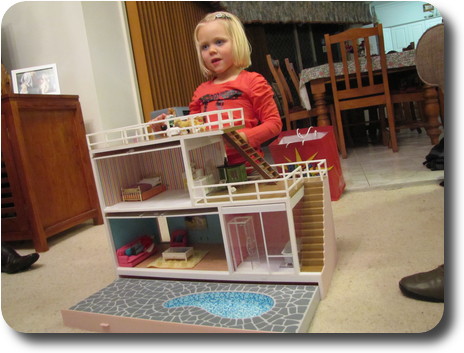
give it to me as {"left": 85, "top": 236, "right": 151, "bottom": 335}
{"left": 189, "top": 70, "right": 282, "bottom": 165}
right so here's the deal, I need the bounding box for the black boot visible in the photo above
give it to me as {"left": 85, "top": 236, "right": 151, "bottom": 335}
{"left": 399, "top": 265, "right": 444, "bottom": 302}
{"left": 1, "top": 243, "right": 40, "bottom": 274}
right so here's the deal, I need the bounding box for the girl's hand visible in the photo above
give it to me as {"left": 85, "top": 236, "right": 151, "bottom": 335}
{"left": 149, "top": 113, "right": 167, "bottom": 132}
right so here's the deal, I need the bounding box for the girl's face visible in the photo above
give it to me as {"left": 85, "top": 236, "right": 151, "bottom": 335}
{"left": 197, "top": 20, "right": 240, "bottom": 82}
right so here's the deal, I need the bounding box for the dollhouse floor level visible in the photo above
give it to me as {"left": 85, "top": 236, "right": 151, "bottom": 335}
{"left": 62, "top": 278, "right": 320, "bottom": 333}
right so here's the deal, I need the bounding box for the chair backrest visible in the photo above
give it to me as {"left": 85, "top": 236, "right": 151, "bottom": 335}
{"left": 284, "top": 58, "right": 300, "bottom": 94}
{"left": 266, "top": 54, "right": 294, "bottom": 114}
{"left": 324, "top": 24, "right": 391, "bottom": 106}
{"left": 415, "top": 24, "right": 444, "bottom": 93}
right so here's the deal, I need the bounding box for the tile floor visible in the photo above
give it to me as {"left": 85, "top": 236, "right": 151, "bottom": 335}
{"left": 336, "top": 130, "right": 444, "bottom": 190}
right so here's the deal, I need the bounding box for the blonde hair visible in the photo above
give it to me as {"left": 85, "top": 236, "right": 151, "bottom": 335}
{"left": 194, "top": 11, "right": 252, "bottom": 78}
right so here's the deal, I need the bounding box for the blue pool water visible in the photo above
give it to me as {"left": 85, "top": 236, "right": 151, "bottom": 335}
{"left": 163, "top": 291, "right": 275, "bottom": 319}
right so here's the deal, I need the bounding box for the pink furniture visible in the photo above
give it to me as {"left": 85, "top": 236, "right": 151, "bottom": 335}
{"left": 116, "top": 235, "right": 156, "bottom": 267}
{"left": 170, "top": 230, "right": 188, "bottom": 247}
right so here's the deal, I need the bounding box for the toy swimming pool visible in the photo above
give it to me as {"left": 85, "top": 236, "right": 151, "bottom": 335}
{"left": 164, "top": 291, "right": 274, "bottom": 319}
{"left": 65, "top": 279, "right": 320, "bottom": 333}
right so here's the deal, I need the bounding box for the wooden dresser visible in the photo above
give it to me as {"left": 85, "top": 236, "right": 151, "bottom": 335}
{"left": 1, "top": 94, "right": 103, "bottom": 252}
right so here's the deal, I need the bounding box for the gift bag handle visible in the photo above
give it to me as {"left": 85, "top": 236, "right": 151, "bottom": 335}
{"left": 292, "top": 127, "right": 317, "bottom": 146}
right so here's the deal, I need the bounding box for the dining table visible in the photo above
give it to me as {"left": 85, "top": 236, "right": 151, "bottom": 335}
{"left": 298, "top": 50, "right": 442, "bottom": 145}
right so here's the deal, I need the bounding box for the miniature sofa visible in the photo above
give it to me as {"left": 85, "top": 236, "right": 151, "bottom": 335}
{"left": 116, "top": 235, "right": 157, "bottom": 267}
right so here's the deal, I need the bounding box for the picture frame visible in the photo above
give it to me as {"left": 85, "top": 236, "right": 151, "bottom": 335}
{"left": 185, "top": 216, "right": 208, "bottom": 230}
{"left": 11, "top": 64, "right": 60, "bottom": 94}
{"left": 423, "top": 3, "right": 434, "bottom": 12}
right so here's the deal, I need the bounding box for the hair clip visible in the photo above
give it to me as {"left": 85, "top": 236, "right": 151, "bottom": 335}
{"left": 215, "top": 13, "right": 231, "bottom": 20}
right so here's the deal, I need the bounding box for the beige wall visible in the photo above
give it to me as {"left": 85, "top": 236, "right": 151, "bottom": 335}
{"left": 1, "top": 1, "right": 142, "bottom": 133}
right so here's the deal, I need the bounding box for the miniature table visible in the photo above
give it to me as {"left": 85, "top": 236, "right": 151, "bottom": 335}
{"left": 162, "top": 247, "right": 194, "bottom": 261}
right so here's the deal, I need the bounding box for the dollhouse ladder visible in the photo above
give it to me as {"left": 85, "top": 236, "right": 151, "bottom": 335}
{"left": 223, "top": 130, "right": 280, "bottom": 180}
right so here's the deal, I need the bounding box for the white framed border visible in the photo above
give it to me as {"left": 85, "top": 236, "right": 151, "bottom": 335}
{"left": 11, "top": 63, "right": 60, "bottom": 94}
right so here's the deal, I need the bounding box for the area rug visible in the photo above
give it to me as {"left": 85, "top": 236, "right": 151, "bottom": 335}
{"left": 147, "top": 250, "right": 208, "bottom": 269}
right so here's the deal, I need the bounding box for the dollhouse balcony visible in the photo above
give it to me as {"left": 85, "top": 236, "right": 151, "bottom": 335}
{"left": 86, "top": 108, "right": 245, "bottom": 152}
{"left": 192, "top": 160, "right": 328, "bottom": 206}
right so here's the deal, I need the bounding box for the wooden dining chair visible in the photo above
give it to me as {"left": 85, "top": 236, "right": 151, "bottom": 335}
{"left": 380, "top": 53, "right": 435, "bottom": 145}
{"left": 266, "top": 54, "right": 319, "bottom": 131}
{"left": 390, "top": 88, "right": 427, "bottom": 136}
{"left": 324, "top": 24, "right": 398, "bottom": 158}
{"left": 284, "top": 58, "right": 301, "bottom": 96}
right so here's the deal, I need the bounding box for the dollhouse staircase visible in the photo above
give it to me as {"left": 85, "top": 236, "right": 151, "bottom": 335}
{"left": 296, "top": 179, "right": 325, "bottom": 272}
{"left": 223, "top": 130, "right": 280, "bottom": 180}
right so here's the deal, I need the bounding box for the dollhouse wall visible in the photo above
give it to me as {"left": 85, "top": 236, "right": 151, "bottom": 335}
{"left": 261, "top": 212, "right": 290, "bottom": 255}
{"left": 137, "top": 148, "right": 185, "bottom": 189}
{"left": 108, "top": 218, "right": 160, "bottom": 249}
{"left": 95, "top": 140, "right": 226, "bottom": 207}
{"left": 166, "top": 215, "right": 223, "bottom": 244}
{"left": 188, "top": 142, "right": 225, "bottom": 183}
{"left": 96, "top": 148, "right": 185, "bottom": 206}
{"left": 97, "top": 155, "right": 141, "bottom": 206}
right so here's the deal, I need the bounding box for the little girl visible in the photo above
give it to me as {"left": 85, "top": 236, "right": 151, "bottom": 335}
{"left": 152, "top": 11, "right": 282, "bottom": 167}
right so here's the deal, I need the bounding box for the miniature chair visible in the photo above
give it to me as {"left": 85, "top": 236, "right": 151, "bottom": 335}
{"left": 266, "top": 54, "right": 320, "bottom": 131}
{"left": 170, "top": 229, "right": 188, "bottom": 247}
{"left": 324, "top": 24, "right": 398, "bottom": 158}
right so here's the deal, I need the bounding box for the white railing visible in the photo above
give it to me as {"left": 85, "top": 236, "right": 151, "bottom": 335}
{"left": 192, "top": 159, "right": 328, "bottom": 205}
{"left": 277, "top": 159, "right": 328, "bottom": 180}
{"left": 86, "top": 108, "right": 245, "bottom": 151}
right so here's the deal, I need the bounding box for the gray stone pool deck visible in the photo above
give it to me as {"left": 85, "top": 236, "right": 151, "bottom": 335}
{"left": 67, "top": 278, "right": 320, "bottom": 333}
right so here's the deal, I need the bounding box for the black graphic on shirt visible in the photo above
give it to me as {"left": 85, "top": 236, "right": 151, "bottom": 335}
{"left": 199, "top": 89, "right": 243, "bottom": 111}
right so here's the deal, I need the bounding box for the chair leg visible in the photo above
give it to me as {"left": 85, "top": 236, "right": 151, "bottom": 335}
{"left": 343, "top": 112, "right": 356, "bottom": 148}
{"left": 408, "top": 102, "right": 422, "bottom": 133}
{"left": 335, "top": 109, "right": 347, "bottom": 158}
{"left": 438, "top": 88, "right": 444, "bottom": 126}
{"left": 286, "top": 116, "right": 292, "bottom": 131}
{"left": 367, "top": 107, "right": 379, "bottom": 143}
{"left": 385, "top": 101, "right": 398, "bottom": 152}
{"left": 328, "top": 105, "right": 342, "bottom": 154}
{"left": 378, "top": 107, "right": 388, "bottom": 146}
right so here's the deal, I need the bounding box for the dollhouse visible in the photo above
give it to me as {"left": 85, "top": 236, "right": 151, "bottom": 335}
{"left": 62, "top": 108, "right": 337, "bottom": 333}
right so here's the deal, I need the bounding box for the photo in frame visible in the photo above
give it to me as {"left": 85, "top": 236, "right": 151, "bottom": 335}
{"left": 11, "top": 64, "right": 60, "bottom": 94}
{"left": 185, "top": 216, "right": 208, "bottom": 230}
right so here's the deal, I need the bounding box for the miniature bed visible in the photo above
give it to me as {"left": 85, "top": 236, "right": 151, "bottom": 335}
{"left": 121, "top": 176, "right": 165, "bottom": 201}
